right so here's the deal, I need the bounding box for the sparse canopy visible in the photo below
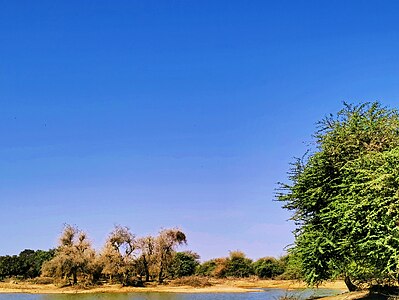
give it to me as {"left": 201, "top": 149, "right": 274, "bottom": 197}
{"left": 136, "top": 235, "right": 156, "bottom": 282}
{"left": 154, "top": 228, "right": 187, "bottom": 283}
{"left": 41, "top": 224, "right": 95, "bottom": 285}
{"left": 99, "top": 225, "right": 136, "bottom": 285}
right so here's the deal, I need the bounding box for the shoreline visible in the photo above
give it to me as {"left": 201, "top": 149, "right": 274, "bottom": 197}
{"left": 0, "top": 279, "right": 348, "bottom": 294}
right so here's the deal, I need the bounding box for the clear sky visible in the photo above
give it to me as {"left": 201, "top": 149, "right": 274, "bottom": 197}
{"left": 1, "top": 1, "right": 399, "bottom": 260}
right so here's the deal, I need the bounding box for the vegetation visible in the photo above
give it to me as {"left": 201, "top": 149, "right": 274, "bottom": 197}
{"left": 224, "top": 251, "right": 253, "bottom": 277}
{"left": 5, "top": 102, "right": 398, "bottom": 293}
{"left": 278, "top": 102, "right": 399, "bottom": 290}
{"left": 154, "top": 228, "right": 187, "bottom": 283}
{"left": 136, "top": 235, "right": 156, "bottom": 282}
{"left": 99, "top": 225, "right": 136, "bottom": 285}
{"left": 195, "top": 252, "right": 291, "bottom": 279}
{"left": 168, "top": 251, "right": 200, "bottom": 278}
{"left": 0, "top": 225, "right": 291, "bottom": 286}
{"left": 253, "top": 256, "right": 284, "bottom": 279}
{"left": 172, "top": 275, "right": 212, "bottom": 287}
{"left": 0, "top": 249, "right": 54, "bottom": 279}
{"left": 41, "top": 225, "right": 96, "bottom": 285}
{"left": 41, "top": 225, "right": 189, "bottom": 286}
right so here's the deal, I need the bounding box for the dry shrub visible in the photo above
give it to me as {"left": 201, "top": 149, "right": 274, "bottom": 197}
{"left": 173, "top": 276, "right": 212, "bottom": 287}
{"left": 4, "top": 277, "right": 19, "bottom": 284}
{"left": 30, "top": 277, "right": 54, "bottom": 284}
{"left": 212, "top": 258, "right": 228, "bottom": 278}
{"left": 52, "top": 277, "right": 73, "bottom": 288}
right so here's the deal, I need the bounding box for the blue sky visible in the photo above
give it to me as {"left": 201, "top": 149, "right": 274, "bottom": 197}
{"left": 1, "top": 0, "right": 399, "bottom": 260}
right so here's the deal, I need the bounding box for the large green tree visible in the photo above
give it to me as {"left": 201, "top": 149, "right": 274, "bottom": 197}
{"left": 278, "top": 102, "right": 399, "bottom": 290}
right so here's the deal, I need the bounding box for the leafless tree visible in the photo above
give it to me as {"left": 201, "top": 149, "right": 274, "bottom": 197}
{"left": 154, "top": 228, "right": 186, "bottom": 283}
{"left": 99, "top": 225, "right": 136, "bottom": 285}
{"left": 136, "top": 235, "right": 156, "bottom": 282}
{"left": 41, "top": 224, "right": 95, "bottom": 285}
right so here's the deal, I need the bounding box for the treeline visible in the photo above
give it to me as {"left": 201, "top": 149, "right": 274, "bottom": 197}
{"left": 0, "top": 249, "right": 55, "bottom": 279}
{"left": 0, "top": 225, "right": 297, "bottom": 286}
{"left": 196, "top": 251, "right": 299, "bottom": 280}
{"left": 41, "top": 224, "right": 187, "bottom": 286}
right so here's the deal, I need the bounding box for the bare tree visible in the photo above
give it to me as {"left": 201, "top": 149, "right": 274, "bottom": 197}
{"left": 154, "top": 228, "right": 186, "bottom": 283}
{"left": 136, "top": 236, "right": 156, "bottom": 282}
{"left": 41, "top": 224, "right": 95, "bottom": 285}
{"left": 99, "top": 225, "right": 136, "bottom": 285}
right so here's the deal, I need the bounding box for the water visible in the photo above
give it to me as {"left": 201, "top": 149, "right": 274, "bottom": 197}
{"left": 0, "top": 289, "right": 341, "bottom": 300}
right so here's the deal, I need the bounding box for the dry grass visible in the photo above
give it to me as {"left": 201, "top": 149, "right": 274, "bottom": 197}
{"left": 172, "top": 276, "right": 213, "bottom": 287}
{"left": 205, "top": 278, "right": 347, "bottom": 290}
{"left": 28, "top": 277, "right": 55, "bottom": 285}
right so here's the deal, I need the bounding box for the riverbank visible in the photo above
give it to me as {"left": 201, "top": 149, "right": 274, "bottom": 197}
{"left": 0, "top": 279, "right": 347, "bottom": 294}
{"left": 320, "top": 291, "right": 371, "bottom": 300}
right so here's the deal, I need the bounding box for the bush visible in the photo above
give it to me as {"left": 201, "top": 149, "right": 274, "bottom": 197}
{"left": 168, "top": 251, "right": 200, "bottom": 278}
{"left": 196, "top": 260, "right": 217, "bottom": 277}
{"left": 225, "top": 251, "right": 253, "bottom": 278}
{"left": 253, "top": 257, "right": 284, "bottom": 279}
{"left": 196, "top": 252, "right": 254, "bottom": 278}
{"left": 30, "top": 277, "right": 55, "bottom": 284}
{"left": 212, "top": 258, "right": 229, "bottom": 278}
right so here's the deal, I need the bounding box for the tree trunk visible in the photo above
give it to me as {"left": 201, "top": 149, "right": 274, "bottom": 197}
{"left": 158, "top": 265, "right": 164, "bottom": 283}
{"left": 145, "top": 271, "right": 150, "bottom": 282}
{"left": 72, "top": 271, "right": 77, "bottom": 285}
{"left": 344, "top": 275, "right": 358, "bottom": 292}
{"left": 143, "top": 258, "right": 150, "bottom": 282}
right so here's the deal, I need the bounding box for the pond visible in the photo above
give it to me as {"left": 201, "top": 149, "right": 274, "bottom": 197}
{"left": 0, "top": 289, "right": 342, "bottom": 300}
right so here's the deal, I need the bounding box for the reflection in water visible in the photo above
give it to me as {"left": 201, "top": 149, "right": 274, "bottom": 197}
{"left": 0, "top": 289, "right": 341, "bottom": 300}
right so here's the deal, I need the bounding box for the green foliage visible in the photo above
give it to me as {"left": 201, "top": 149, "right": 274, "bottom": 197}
{"left": 0, "top": 249, "right": 55, "bottom": 279}
{"left": 278, "top": 254, "right": 303, "bottom": 280}
{"left": 196, "top": 259, "right": 217, "bottom": 276}
{"left": 168, "top": 251, "right": 200, "bottom": 278}
{"left": 0, "top": 255, "right": 20, "bottom": 278}
{"left": 253, "top": 257, "right": 284, "bottom": 278}
{"left": 278, "top": 102, "right": 399, "bottom": 287}
{"left": 196, "top": 251, "right": 254, "bottom": 278}
{"left": 20, "top": 249, "right": 55, "bottom": 278}
{"left": 225, "top": 251, "right": 253, "bottom": 277}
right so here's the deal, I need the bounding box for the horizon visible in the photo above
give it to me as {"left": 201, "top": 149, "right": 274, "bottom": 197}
{"left": 2, "top": 1, "right": 399, "bottom": 261}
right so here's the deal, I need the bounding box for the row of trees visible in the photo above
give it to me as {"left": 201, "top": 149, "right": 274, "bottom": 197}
{"left": 0, "top": 249, "right": 54, "bottom": 279}
{"left": 41, "top": 225, "right": 187, "bottom": 285}
{"left": 279, "top": 102, "right": 399, "bottom": 290}
{"left": 0, "top": 226, "right": 294, "bottom": 285}
{"left": 196, "top": 251, "right": 297, "bottom": 279}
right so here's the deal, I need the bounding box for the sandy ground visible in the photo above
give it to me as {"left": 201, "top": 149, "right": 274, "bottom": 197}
{"left": 320, "top": 291, "right": 372, "bottom": 300}
{"left": 0, "top": 279, "right": 348, "bottom": 294}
